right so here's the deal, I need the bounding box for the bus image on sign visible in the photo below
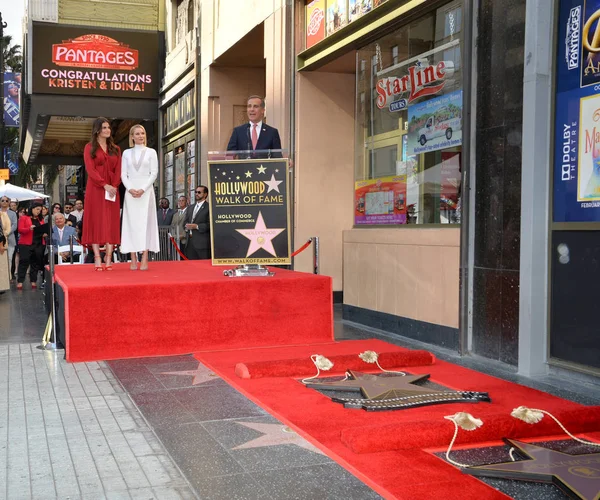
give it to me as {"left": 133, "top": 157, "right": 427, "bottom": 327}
{"left": 417, "top": 106, "right": 462, "bottom": 146}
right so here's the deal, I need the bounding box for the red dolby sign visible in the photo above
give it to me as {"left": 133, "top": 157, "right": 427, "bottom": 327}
{"left": 32, "top": 22, "right": 159, "bottom": 99}
{"left": 52, "top": 34, "right": 139, "bottom": 71}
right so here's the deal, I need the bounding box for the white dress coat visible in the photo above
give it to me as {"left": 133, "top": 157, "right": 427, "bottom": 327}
{"left": 120, "top": 145, "right": 160, "bottom": 253}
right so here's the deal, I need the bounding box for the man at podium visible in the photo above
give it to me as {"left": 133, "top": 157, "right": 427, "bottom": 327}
{"left": 227, "top": 95, "right": 282, "bottom": 158}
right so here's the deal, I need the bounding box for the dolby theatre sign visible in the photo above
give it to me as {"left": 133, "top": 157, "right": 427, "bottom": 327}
{"left": 32, "top": 22, "right": 159, "bottom": 99}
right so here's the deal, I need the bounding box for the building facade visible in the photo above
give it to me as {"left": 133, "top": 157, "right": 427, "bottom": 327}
{"left": 19, "top": 0, "right": 164, "bottom": 200}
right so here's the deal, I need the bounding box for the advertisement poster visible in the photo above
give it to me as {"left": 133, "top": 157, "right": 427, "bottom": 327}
{"left": 31, "top": 22, "right": 159, "bottom": 99}
{"left": 306, "top": 0, "right": 326, "bottom": 49}
{"left": 326, "top": 0, "right": 347, "bottom": 36}
{"left": 3, "top": 72, "right": 20, "bottom": 127}
{"left": 554, "top": 0, "right": 600, "bottom": 221}
{"left": 354, "top": 175, "right": 407, "bottom": 225}
{"left": 407, "top": 90, "right": 462, "bottom": 155}
{"left": 207, "top": 160, "right": 291, "bottom": 265}
{"left": 349, "top": 0, "right": 372, "bottom": 22}
{"left": 175, "top": 146, "right": 185, "bottom": 193}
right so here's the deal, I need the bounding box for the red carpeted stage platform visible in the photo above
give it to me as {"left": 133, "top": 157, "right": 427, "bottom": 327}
{"left": 54, "top": 261, "right": 333, "bottom": 362}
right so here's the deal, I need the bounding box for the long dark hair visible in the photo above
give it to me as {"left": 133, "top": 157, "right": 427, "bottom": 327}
{"left": 90, "top": 117, "right": 119, "bottom": 158}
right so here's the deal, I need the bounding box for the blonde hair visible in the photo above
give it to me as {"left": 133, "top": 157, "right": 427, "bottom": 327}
{"left": 129, "top": 124, "right": 147, "bottom": 147}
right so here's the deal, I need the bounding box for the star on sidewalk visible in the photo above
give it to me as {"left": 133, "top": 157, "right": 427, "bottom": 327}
{"left": 245, "top": 170, "right": 252, "bottom": 178}
{"left": 160, "top": 363, "right": 219, "bottom": 385}
{"left": 232, "top": 422, "right": 323, "bottom": 454}
{"left": 263, "top": 173, "right": 283, "bottom": 193}
{"left": 236, "top": 211, "right": 285, "bottom": 257}
{"left": 257, "top": 165, "right": 267, "bottom": 174}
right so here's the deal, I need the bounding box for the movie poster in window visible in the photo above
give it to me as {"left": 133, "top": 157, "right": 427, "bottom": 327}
{"left": 349, "top": 0, "right": 372, "bottom": 22}
{"left": 326, "top": 0, "right": 347, "bottom": 36}
{"left": 175, "top": 146, "right": 185, "bottom": 192}
{"left": 553, "top": 0, "right": 600, "bottom": 221}
{"left": 186, "top": 140, "right": 195, "bottom": 159}
{"left": 188, "top": 173, "right": 196, "bottom": 202}
{"left": 306, "top": 0, "right": 326, "bottom": 49}
{"left": 354, "top": 175, "right": 407, "bottom": 225}
{"left": 187, "top": 156, "right": 195, "bottom": 174}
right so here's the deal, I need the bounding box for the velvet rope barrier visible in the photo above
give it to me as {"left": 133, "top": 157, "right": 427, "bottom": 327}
{"left": 291, "top": 238, "right": 312, "bottom": 257}
{"left": 168, "top": 234, "right": 189, "bottom": 260}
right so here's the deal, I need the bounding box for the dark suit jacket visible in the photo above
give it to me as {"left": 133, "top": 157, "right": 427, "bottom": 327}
{"left": 183, "top": 202, "right": 210, "bottom": 251}
{"left": 157, "top": 208, "right": 175, "bottom": 226}
{"left": 226, "top": 123, "right": 282, "bottom": 158}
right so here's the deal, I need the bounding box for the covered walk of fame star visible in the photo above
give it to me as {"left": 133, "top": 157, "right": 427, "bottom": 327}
{"left": 305, "top": 370, "right": 490, "bottom": 410}
{"left": 236, "top": 211, "right": 285, "bottom": 257}
{"left": 465, "top": 439, "right": 600, "bottom": 500}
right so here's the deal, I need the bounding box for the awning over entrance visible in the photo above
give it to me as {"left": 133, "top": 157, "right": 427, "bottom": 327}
{"left": 21, "top": 94, "right": 158, "bottom": 165}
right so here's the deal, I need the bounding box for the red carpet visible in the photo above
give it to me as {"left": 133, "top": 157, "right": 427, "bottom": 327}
{"left": 54, "top": 261, "right": 333, "bottom": 362}
{"left": 194, "top": 339, "right": 600, "bottom": 500}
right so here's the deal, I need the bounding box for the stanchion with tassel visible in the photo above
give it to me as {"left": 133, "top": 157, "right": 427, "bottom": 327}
{"left": 37, "top": 233, "right": 63, "bottom": 352}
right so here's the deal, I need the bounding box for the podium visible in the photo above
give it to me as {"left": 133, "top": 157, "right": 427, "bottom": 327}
{"left": 206, "top": 150, "right": 291, "bottom": 266}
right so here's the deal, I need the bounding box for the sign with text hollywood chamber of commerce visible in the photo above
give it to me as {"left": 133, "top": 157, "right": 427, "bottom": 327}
{"left": 31, "top": 22, "right": 159, "bottom": 99}
{"left": 554, "top": 0, "right": 600, "bottom": 221}
{"left": 207, "top": 159, "right": 291, "bottom": 265}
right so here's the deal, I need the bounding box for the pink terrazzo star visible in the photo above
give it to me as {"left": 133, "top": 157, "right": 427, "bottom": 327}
{"left": 160, "top": 363, "right": 219, "bottom": 385}
{"left": 232, "top": 422, "right": 323, "bottom": 453}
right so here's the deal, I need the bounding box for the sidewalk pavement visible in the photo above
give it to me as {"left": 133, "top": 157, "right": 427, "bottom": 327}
{"left": 0, "top": 343, "right": 196, "bottom": 500}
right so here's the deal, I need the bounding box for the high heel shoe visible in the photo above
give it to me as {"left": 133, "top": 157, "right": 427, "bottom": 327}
{"left": 94, "top": 257, "right": 103, "bottom": 272}
{"left": 139, "top": 261, "right": 148, "bottom": 271}
{"left": 130, "top": 260, "right": 138, "bottom": 271}
{"left": 104, "top": 254, "right": 113, "bottom": 271}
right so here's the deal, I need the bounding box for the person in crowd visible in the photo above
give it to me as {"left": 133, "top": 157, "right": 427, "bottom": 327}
{"left": 170, "top": 195, "right": 189, "bottom": 254}
{"left": 184, "top": 186, "right": 211, "bottom": 260}
{"left": 51, "top": 203, "right": 63, "bottom": 215}
{"left": 0, "top": 209, "right": 11, "bottom": 295}
{"left": 82, "top": 117, "right": 122, "bottom": 271}
{"left": 120, "top": 124, "right": 160, "bottom": 271}
{"left": 0, "top": 196, "right": 17, "bottom": 280}
{"left": 51, "top": 213, "right": 78, "bottom": 263}
{"left": 17, "top": 204, "right": 48, "bottom": 290}
{"left": 9, "top": 200, "right": 18, "bottom": 212}
{"left": 71, "top": 198, "right": 84, "bottom": 222}
{"left": 226, "top": 95, "right": 282, "bottom": 158}
{"left": 11, "top": 206, "right": 25, "bottom": 280}
{"left": 63, "top": 202, "right": 77, "bottom": 226}
{"left": 157, "top": 197, "right": 174, "bottom": 226}
{"left": 41, "top": 205, "right": 49, "bottom": 223}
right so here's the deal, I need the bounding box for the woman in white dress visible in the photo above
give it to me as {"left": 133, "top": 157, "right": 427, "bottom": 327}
{"left": 121, "top": 124, "right": 160, "bottom": 270}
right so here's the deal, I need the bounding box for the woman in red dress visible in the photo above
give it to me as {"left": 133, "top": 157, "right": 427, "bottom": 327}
{"left": 82, "top": 117, "right": 122, "bottom": 271}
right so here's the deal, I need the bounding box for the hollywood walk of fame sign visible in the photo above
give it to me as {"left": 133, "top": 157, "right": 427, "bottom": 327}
{"left": 306, "top": 371, "right": 490, "bottom": 411}
{"left": 207, "top": 159, "right": 291, "bottom": 265}
{"left": 464, "top": 439, "right": 600, "bottom": 500}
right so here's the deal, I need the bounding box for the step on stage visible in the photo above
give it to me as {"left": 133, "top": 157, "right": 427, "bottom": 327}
{"left": 53, "top": 261, "right": 334, "bottom": 362}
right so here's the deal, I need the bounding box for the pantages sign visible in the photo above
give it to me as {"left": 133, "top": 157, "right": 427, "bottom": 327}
{"left": 32, "top": 22, "right": 159, "bottom": 99}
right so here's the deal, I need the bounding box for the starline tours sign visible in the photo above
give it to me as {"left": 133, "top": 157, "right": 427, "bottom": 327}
{"left": 376, "top": 60, "right": 455, "bottom": 112}
{"left": 31, "top": 23, "right": 159, "bottom": 99}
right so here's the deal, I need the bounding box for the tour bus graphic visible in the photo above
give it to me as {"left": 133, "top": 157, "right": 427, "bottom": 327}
{"left": 417, "top": 105, "right": 462, "bottom": 146}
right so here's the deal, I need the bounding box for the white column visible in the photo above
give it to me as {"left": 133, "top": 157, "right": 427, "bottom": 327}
{"left": 518, "top": 0, "right": 554, "bottom": 376}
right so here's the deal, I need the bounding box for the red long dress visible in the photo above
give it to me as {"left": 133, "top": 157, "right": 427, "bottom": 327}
{"left": 82, "top": 143, "right": 122, "bottom": 245}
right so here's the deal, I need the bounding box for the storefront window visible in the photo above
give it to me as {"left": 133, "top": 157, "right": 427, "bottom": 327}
{"left": 354, "top": 1, "right": 463, "bottom": 226}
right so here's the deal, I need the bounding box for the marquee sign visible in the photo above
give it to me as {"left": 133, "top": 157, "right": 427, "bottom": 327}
{"left": 52, "top": 34, "right": 139, "bottom": 70}
{"left": 32, "top": 22, "right": 159, "bottom": 99}
{"left": 376, "top": 61, "right": 455, "bottom": 111}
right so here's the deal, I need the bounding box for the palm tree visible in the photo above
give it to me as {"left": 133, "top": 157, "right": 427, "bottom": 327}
{"left": 2, "top": 35, "right": 22, "bottom": 73}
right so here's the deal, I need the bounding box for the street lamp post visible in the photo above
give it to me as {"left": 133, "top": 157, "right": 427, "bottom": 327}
{"left": 0, "top": 12, "right": 7, "bottom": 172}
